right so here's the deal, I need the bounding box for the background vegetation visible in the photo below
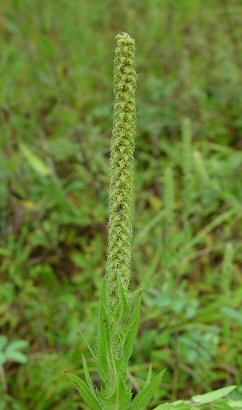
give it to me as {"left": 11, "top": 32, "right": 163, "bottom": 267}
{"left": 0, "top": 0, "right": 241, "bottom": 409}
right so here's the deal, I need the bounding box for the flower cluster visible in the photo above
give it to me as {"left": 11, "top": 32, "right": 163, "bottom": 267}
{"left": 106, "top": 33, "right": 137, "bottom": 305}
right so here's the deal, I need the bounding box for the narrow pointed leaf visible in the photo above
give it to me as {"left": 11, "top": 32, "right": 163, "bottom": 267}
{"left": 117, "top": 374, "right": 132, "bottom": 409}
{"left": 128, "top": 287, "right": 143, "bottom": 306}
{"left": 123, "top": 294, "right": 141, "bottom": 363}
{"left": 82, "top": 354, "right": 95, "bottom": 395}
{"left": 75, "top": 323, "right": 95, "bottom": 359}
{"left": 65, "top": 372, "right": 102, "bottom": 410}
{"left": 98, "top": 303, "right": 116, "bottom": 378}
{"left": 144, "top": 364, "right": 152, "bottom": 388}
{"left": 117, "top": 276, "right": 130, "bottom": 320}
{"left": 99, "top": 303, "right": 110, "bottom": 357}
{"left": 130, "top": 369, "right": 166, "bottom": 410}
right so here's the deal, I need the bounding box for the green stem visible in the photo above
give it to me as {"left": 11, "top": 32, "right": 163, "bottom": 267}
{"left": 0, "top": 364, "right": 7, "bottom": 392}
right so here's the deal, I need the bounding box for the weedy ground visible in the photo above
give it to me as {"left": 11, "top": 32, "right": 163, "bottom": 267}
{"left": 0, "top": 0, "right": 241, "bottom": 409}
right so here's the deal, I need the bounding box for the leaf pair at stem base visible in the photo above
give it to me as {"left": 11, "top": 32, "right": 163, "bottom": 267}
{"left": 66, "top": 278, "right": 165, "bottom": 410}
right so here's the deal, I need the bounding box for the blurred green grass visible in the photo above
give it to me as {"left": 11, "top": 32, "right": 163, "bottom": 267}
{"left": 0, "top": 0, "right": 241, "bottom": 409}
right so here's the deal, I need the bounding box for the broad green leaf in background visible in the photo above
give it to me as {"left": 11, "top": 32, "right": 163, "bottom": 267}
{"left": 191, "top": 385, "right": 237, "bottom": 405}
{"left": 154, "top": 386, "right": 239, "bottom": 410}
{"left": 227, "top": 400, "right": 242, "bottom": 409}
{"left": 0, "top": 337, "right": 28, "bottom": 365}
{"left": 0, "top": 336, "right": 8, "bottom": 350}
{"left": 154, "top": 403, "right": 195, "bottom": 410}
{"left": 19, "top": 143, "right": 52, "bottom": 177}
{"left": 6, "top": 340, "right": 28, "bottom": 351}
{"left": 221, "top": 307, "right": 242, "bottom": 324}
{"left": 5, "top": 350, "right": 28, "bottom": 364}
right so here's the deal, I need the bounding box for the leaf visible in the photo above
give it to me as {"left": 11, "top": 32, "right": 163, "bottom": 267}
{"left": 82, "top": 354, "right": 95, "bottom": 395}
{"left": 75, "top": 323, "right": 95, "bottom": 359}
{"left": 123, "top": 293, "right": 141, "bottom": 364}
{"left": 154, "top": 401, "right": 195, "bottom": 410}
{"left": 65, "top": 372, "right": 102, "bottom": 410}
{"left": 5, "top": 350, "right": 28, "bottom": 364}
{"left": 7, "top": 340, "right": 28, "bottom": 351}
{"left": 221, "top": 307, "right": 242, "bottom": 324}
{"left": 98, "top": 303, "right": 115, "bottom": 380}
{"left": 143, "top": 365, "right": 153, "bottom": 390}
{"left": 130, "top": 369, "right": 166, "bottom": 410}
{"left": 4, "top": 339, "right": 28, "bottom": 364}
{"left": 116, "top": 374, "right": 132, "bottom": 409}
{"left": 99, "top": 302, "right": 111, "bottom": 362}
{"left": 227, "top": 400, "right": 242, "bottom": 408}
{"left": 0, "top": 336, "right": 8, "bottom": 350}
{"left": 117, "top": 276, "right": 130, "bottom": 321}
{"left": 192, "top": 386, "right": 237, "bottom": 405}
{"left": 211, "top": 400, "right": 235, "bottom": 409}
{"left": 19, "top": 143, "right": 52, "bottom": 177}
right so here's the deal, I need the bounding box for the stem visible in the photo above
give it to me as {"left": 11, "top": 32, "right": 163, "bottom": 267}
{"left": 0, "top": 364, "right": 7, "bottom": 392}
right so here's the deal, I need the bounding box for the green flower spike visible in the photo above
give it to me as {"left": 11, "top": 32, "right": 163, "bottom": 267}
{"left": 106, "top": 32, "right": 137, "bottom": 305}
{"left": 67, "top": 33, "right": 166, "bottom": 410}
